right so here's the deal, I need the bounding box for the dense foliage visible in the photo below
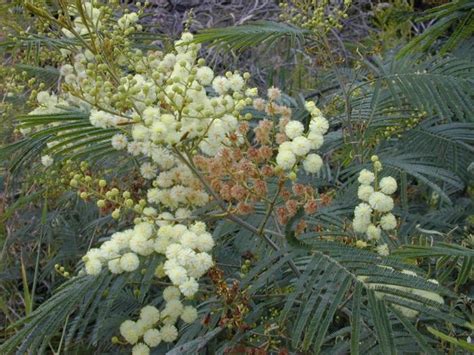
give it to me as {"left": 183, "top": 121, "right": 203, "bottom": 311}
{"left": 0, "top": 1, "right": 473, "bottom": 354}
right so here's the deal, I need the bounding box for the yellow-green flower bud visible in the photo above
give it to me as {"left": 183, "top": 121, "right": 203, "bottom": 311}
{"left": 111, "top": 209, "right": 120, "bottom": 219}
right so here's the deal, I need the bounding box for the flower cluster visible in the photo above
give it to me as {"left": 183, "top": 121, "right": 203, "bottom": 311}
{"left": 83, "top": 220, "right": 213, "bottom": 297}
{"left": 146, "top": 161, "right": 209, "bottom": 213}
{"left": 352, "top": 156, "right": 398, "bottom": 255}
{"left": 63, "top": 32, "right": 257, "bottom": 159}
{"left": 23, "top": 2, "right": 328, "bottom": 351}
{"left": 61, "top": 2, "right": 104, "bottom": 38}
{"left": 193, "top": 112, "right": 331, "bottom": 231}
{"left": 29, "top": 91, "right": 67, "bottom": 116}
{"left": 274, "top": 101, "right": 328, "bottom": 173}
{"left": 157, "top": 222, "right": 214, "bottom": 295}
{"left": 119, "top": 290, "right": 198, "bottom": 355}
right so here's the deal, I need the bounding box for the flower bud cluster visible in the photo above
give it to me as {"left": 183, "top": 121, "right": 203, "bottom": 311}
{"left": 119, "top": 293, "right": 198, "bottom": 355}
{"left": 352, "top": 156, "right": 398, "bottom": 256}
{"left": 279, "top": 0, "right": 350, "bottom": 34}
{"left": 65, "top": 166, "right": 146, "bottom": 219}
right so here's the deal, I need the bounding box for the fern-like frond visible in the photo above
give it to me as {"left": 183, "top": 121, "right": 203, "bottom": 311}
{"left": 366, "top": 55, "right": 474, "bottom": 120}
{"left": 236, "top": 239, "right": 470, "bottom": 353}
{"left": 0, "top": 274, "right": 111, "bottom": 354}
{"left": 193, "top": 21, "right": 307, "bottom": 52}
{"left": 398, "top": 0, "right": 474, "bottom": 56}
{"left": 400, "top": 120, "right": 474, "bottom": 181}
{"left": 0, "top": 111, "right": 120, "bottom": 173}
{"left": 395, "top": 242, "right": 473, "bottom": 287}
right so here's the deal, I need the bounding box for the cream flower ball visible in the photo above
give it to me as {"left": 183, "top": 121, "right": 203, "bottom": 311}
{"left": 307, "top": 132, "right": 324, "bottom": 149}
{"left": 162, "top": 299, "right": 184, "bottom": 320}
{"left": 380, "top": 213, "right": 397, "bottom": 230}
{"left": 354, "top": 202, "right": 373, "bottom": 221}
{"left": 196, "top": 232, "right": 214, "bottom": 252}
{"left": 353, "top": 217, "right": 370, "bottom": 233}
{"left": 267, "top": 86, "right": 281, "bottom": 101}
{"left": 165, "top": 243, "right": 184, "bottom": 260}
{"left": 160, "top": 325, "right": 178, "bottom": 342}
{"left": 120, "top": 253, "right": 140, "bottom": 272}
{"left": 276, "top": 150, "right": 296, "bottom": 170}
{"left": 181, "top": 306, "right": 198, "bottom": 323}
{"left": 140, "top": 162, "right": 157, "bottom": 180}
{"left": 140, "top": 306, "right": 160, "bottom": 326}
{"left": 143, "top": 328, "right": 161, "bottom": 347}
{"left": 108, "top": 259, "right": 123, "bottom": 274}
{"left": 291, "top": 136, "right": 312, "bottom": 156}
{"left": 309, "top": 116, "right": 329, "bottom": 135}
{"left": 357, "top": 184, "right": 374, "bottom": 201}
{"left": 358, "top": 169, "right": 375, "bottom": 185}
{"left": 376, "top": 244, "right": 390, "bottom": 256}
{"left": 163, "top": 286, "right": 181, "bottom": 302}
{"left": 368, "top": 192, "right": 394, "bottom": 213}
{"left": 302, "top": 153, "right": 323, "bottom": 173}
{"left": 111, "top": 134, "right": 128, "bottom": 150}
{"left": 179, "top": 277, "right": 199, "bottom": 297}
{"left": 379, "top": 176, "right": 398, "bottom": 195}
{"left": 134, "top": 222, "right": 154, "bottom": 239}
{"left": 366, "top": 224, "right": 381, "bottom": 240}
{"left": 120, "top": 320, "right": 139, "bottom": 344}
{"left": 229, "top": 74, "right": 244, "bottom": 92}
{"left": 284, "top": 121, "right": 304, "bottom": 139}
{"left": 190, "top": 221, "right": 207, "bottom": 235}
{"left": 132, "top": 343, "right": 150, "bottom": 355}
{"left": 180, "top": 231, "right": 199, "bottom": 250}
{"left": 212, "top": 76, "right": 230, "bottom": 95}
{"left": 85, "top": 258, "right": 102, "bottom": 275}
{"left": 130, "top": 234, "right": 154, "bottom": 256}
{"left": 196, "top": 66, "right": 214, "bottom": 85}
{"left": 167, "top": 265, "right": 188, "bottom": 285}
